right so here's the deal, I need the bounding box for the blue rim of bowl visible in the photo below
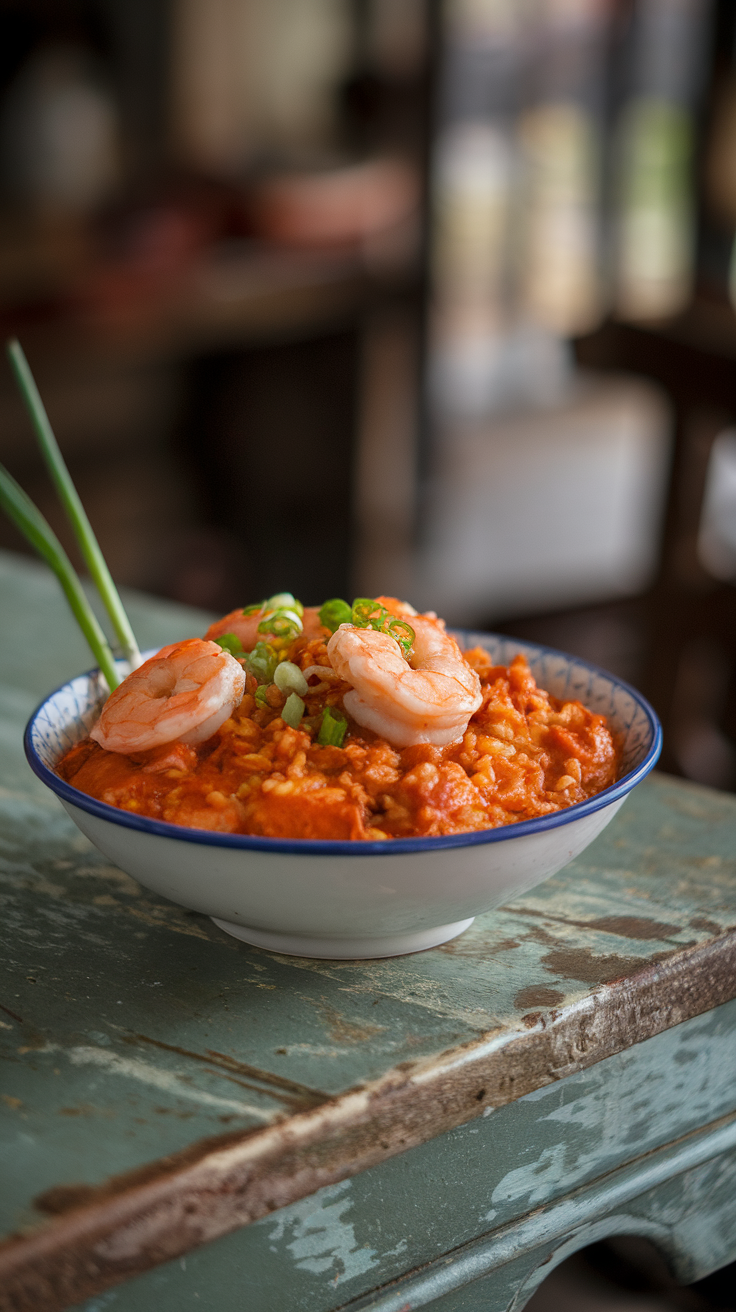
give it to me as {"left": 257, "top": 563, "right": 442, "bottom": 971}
{"left": 24, "top": 633, "right": 662, "bottom": 857}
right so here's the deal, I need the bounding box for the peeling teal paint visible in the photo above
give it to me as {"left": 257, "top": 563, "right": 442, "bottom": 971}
{"left": 1, "top": 552, "right": 736, "bottom": 1312}
{"left": 267, "top": 1181, "right": 379, "bottom": 1285}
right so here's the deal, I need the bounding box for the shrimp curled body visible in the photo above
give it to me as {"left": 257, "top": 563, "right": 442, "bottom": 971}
{"left": 90, "top": 639, "right": 245, "bottom": 754}
{"left": 327, "top": 615, "right": 482, "bottom": 748}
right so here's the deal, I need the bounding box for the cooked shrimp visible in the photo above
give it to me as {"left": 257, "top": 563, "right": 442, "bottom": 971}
{"left": 327, "top": 609, "right": 482, "bottom": 748}
{"left": 90, "top": 639, "right": 245, "bottom": 754}
{"left": 205, "top": 606, "right": 323, "bottom": 649}
{"left": 374, "top": 595, "right": 422, "bottom": 619}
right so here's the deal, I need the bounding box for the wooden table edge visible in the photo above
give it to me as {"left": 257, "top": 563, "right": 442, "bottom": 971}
{"left": 2, "top": 930, "right": 735, "bottom": 1312}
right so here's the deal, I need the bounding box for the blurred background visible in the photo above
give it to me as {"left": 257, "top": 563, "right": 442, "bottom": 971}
{"left": 1, "top": 0, "right": 736, "bottom": 800}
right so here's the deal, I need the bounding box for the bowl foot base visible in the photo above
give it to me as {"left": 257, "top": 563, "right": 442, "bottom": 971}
{"left": 210, "top": 917, "right": 475, "bottom": 959}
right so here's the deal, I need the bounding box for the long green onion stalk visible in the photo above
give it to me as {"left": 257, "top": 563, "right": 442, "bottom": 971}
{"left": 7, "top": 338, "right": 141, "bottom": 669}
{"left": 0, "top": 462, "right": 120, "bottom": 690}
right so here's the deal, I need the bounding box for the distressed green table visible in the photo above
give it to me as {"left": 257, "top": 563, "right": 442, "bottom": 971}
{"left": 1, "top": 550, "right": 735, "bottom": 1312}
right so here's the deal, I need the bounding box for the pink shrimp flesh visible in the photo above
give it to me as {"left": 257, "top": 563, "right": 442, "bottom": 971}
{"left": 327, "top": 609, "right": 482, "bottom": 748}
{"left": 90, "top": 638, "right": 245, "bottom": 754}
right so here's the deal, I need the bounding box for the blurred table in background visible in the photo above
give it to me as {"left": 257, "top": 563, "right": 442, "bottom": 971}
{"left": 0, "top": 238, "right": 421, "bottom": 612}
{"left": 575, "top": 304, "right": 736, "bottom": 785}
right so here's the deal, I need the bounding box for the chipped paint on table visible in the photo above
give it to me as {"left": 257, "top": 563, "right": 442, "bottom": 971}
{"left": 0, "top": 552, "right": 735, "bottom": 1312}
{"left": 35, "top": 1004, "right": 736, "bottom": 1312}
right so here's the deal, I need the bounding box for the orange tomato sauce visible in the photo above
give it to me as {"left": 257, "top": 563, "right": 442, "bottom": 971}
{"left": 57, "top": 635, "right": 621, "bottom": 841}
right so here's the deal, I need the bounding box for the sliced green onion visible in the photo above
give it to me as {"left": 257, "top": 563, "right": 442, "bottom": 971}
{"left": 246, "top": 594, "right": 306, "bottom": 640}
{"left": 349, "top": 598, "right": 415, "bottom": 659}
{"left": 0, "top": 460, "right": 119, "bottom": 690}
{"left": 258, "top": 607, "right": 302, "bottom": 640}
{"left": 318, "top": 597, "right": 352, "bottom": 633}
{"left": 274, "top": 661, "right": 308, "bottom": 696}
{"left": 282, "top": 692, "right": 305, "bottom": 728}
{"left": 214, "top": 632, "right": 246, "bottom": 659}
{"left": 266, "top": 591, "right": 303, "bottom": 617}
{"left": 317, "top": 705, "right": 347, "bottom": 748}
{"left": 351, "top": 597, "right": 386, "bottom": 629}
{"left": 254, "top": 684, "right": 271, "bottom": 707}
{"left": 245, "top": 641, "right": 278, "bottom": 684}
{"left": 7, "top": 338, "right": 141, "bottom": 669}
{"left": 387, "top": 618, "right": 415, "bottom": 658}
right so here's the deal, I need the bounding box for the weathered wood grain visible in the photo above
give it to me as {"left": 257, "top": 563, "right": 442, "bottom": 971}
{"left": 1, "top": 552, "right": 735, "bottom": 1311}
{"left": 5, "top": 997, "right": 722, "bottom": 1312}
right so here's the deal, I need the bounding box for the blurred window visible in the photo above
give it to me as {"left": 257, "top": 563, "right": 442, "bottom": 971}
{"left": 698, "top": 430, "right": 736, "bottom": 582}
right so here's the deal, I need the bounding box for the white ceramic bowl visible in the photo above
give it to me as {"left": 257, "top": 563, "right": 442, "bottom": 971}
{"left": 25, "top": 633, "right": 661, "bottom": 959}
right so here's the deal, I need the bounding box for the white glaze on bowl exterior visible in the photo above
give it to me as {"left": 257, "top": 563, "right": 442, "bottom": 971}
{"left": 25, "top": 633, "right": 661, "bottom": 959}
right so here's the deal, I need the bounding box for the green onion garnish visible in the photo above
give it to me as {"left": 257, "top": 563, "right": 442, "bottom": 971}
{"left": 259, "top": 607, "right": 302, "bottom": 640}
{"left": 0, "top": 460, "right": 120, "bottom": 690}
{"left": 245, "top": 641, "right": 278, "bottom": 684}
{"left": 244, "top": 593, "right": 305, "bottom": 639}
{"left": 385, "top": 618, "right": 415, "bottom": 656}
{"left": 317, "top": 705, "right": 347, "bottom": 747}
{"left": 7, "top": 338, "right": 141, "bottom": 669}
{"left": 274, "top": 660, "right": 308, "bottom": 696}
{"left": 254, "top": 684, "right": 270, "bottom": 707}
{"left": 245, "top": 592, "right": 303, "bottom": 618}
{"left": 214, "top": 633, "right": 246, "bottom": 659}
{"left": 350, "top": 598, "right": 414, "bottom": 658}
{"left": 318, "top": 598, "right": 352, "bottom": 632}
{"left": 266, "top": 592, "right": 303, "bottom": 617}
{"left": 282, "top": 692, "right": 305, "bottom": 728}
{"left": 351, "top": 598, "right": 385, "bottom": 628}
